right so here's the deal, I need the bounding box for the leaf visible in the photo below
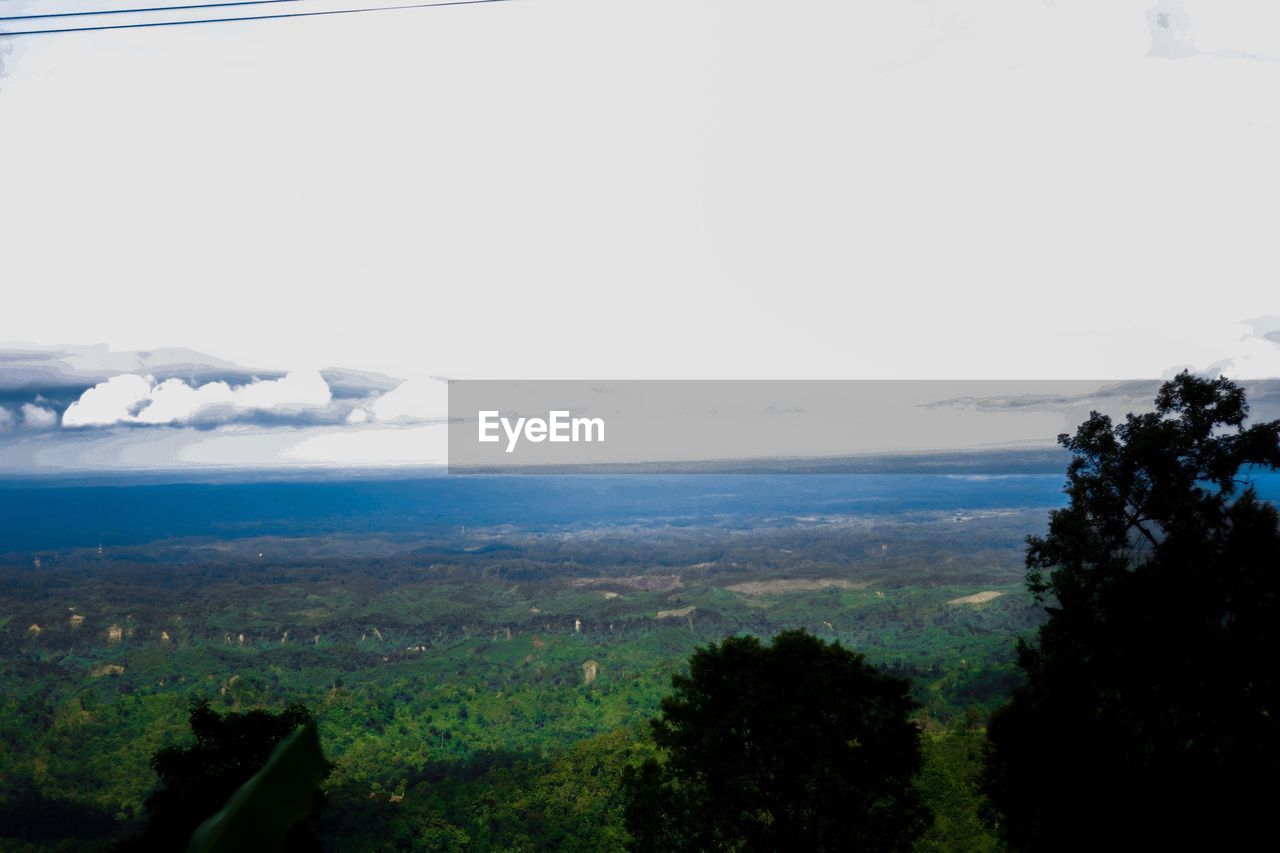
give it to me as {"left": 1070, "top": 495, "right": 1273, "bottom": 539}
{"left": 185, "top": 721, "right": 329, "bottom": 853}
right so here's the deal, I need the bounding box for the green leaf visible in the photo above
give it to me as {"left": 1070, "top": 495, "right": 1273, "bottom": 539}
{"left": 185, "top": 721, "right": 329, "bottom": 853}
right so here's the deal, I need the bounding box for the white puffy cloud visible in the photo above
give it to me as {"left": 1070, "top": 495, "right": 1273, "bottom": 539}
{"left": 135, "top": 370, "right": 331, "bottom": 425}
{"left": 370, "top": 378, "right": 447, "bottom": 423}
{"left": 228, "top": 370, "right": 331, "bottom": 413}
{"left": 62, "top": 373, "right": 152, "bottom": 427}
{"left": 62, "top": 370, "right": 333, "bottom": 428}
{"left": 132, "top": 378, "right": 237, "bottom": 424}
{"left": 21, "top": 403, "right": 58, "bottom": 429}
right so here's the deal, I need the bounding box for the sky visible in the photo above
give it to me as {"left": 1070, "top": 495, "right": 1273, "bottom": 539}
{"left": 2, "top": 1, "right": 1280, "bottom": 470}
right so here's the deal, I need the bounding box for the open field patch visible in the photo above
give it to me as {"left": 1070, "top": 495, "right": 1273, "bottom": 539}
{"left": 726, "top": 578, "right": 871, "bottom": 596}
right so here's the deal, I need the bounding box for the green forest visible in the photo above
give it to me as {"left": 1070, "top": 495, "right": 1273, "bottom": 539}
{"left": 2, "top": 374, "right": 1278, "bottom": 850}
{"left": 0, "top": 527, "right": 1026, "bottom": 850}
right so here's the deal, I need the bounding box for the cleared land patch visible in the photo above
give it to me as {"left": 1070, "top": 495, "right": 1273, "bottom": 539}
{"left": 946, "top": 591, "right": 1004, "bottom": 606}
{"left": 570, "top": 575, "right": 683, "bottom": 592}
{"left": 726, "top": 578, "right": 871, "bottom": 596}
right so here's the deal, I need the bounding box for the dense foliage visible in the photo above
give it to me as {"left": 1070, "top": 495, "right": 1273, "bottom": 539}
{"left": 0, "top": 505, "right": 1028, "bottom": 849}
{"left": 625, "top": 630, "right": 928, "bottom": 852}
{"left": 123, "top": 702, "right": 329, "bottom": 851}
{"left": 185, "top": 718, "right": 332, "bottom": 853}
{"left": 986, "top": 373, "right": 1280, "bottom": 849}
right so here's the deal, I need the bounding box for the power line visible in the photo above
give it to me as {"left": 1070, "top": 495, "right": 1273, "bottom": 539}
{"left": 1, "top": 0, "right": 296, "bottom": 22}
{"left": 1, "top": 0, "right": 514, "bottom": 37}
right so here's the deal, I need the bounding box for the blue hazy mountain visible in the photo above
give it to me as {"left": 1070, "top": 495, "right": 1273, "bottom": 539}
{"left": 0, "top": 473, "right": 1087, "bottom": 555}
{"left": 0, "top": 473, "right": 1089, "bottom": 553}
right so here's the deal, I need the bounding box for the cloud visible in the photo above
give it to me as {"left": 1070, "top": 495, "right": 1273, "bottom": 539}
{"left": 21, "top": 403, "right": 58, "bottom": 429}
{"left": 1166, "top": 317, "right": 1280, "bottom": 380}
{"left": 0, "top": 407, "right": 13, "bottom": 431}
{"left": 132, "top": 378, "right": 238, "bottom": 425}
{"left": 282, "top": 424, "right": 447, "bottom": 466}
{"left": 369, "top": 378, "right": 447, "bottom": 423}
{"left": 1148, "top": 0, "right": 1280, "bottom": 62}
{"left": 62, "top": 370, "right": 334, "bottom": 428}
{"left": 1148, "top": 0, "right": 1197, "bottom": 59}
{"left": 232, "top": 370, "right": 331, "bottom": 412}
{"left": 62, "top": 374, "right": 153, "bottom": 427}
{"left": 0, "top": 343, "right": 251, "bottom": 392}
{"left": 1244, "top": 316, "right": 1280, "bottom": 345}
{"left": 134, "top": 370, "right": 332, "bottom": 425}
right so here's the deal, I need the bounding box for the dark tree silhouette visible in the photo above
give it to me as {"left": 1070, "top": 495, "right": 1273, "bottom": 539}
{"left": 985, "top": 373, "right": 1280, "bottom": 850}
{"left": 624, "top": 629, "right": 928, "bottom": 852}
{"left": 0, "top": 775, "right": 116, "bottom": 846}
{"left": 129, "top": 701, "right": 330, "bottom": 852}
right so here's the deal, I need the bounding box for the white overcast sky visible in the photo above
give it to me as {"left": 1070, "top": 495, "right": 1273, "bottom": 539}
{"left": 3, "top": 0, "right": 1280, "bottom": 384}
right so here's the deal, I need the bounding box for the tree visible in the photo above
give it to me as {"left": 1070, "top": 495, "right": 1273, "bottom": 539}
{"left": 187, "top": 721, "right": 332, "bottom": 853}
{"left": 985, "top": 373, "right": 1280, "bottom": 850}
{"left": 129, "top": 701, "right": 331, "bottom": 852}
{"left": 624, "top": 629, "right": 928, "bottom": 852}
